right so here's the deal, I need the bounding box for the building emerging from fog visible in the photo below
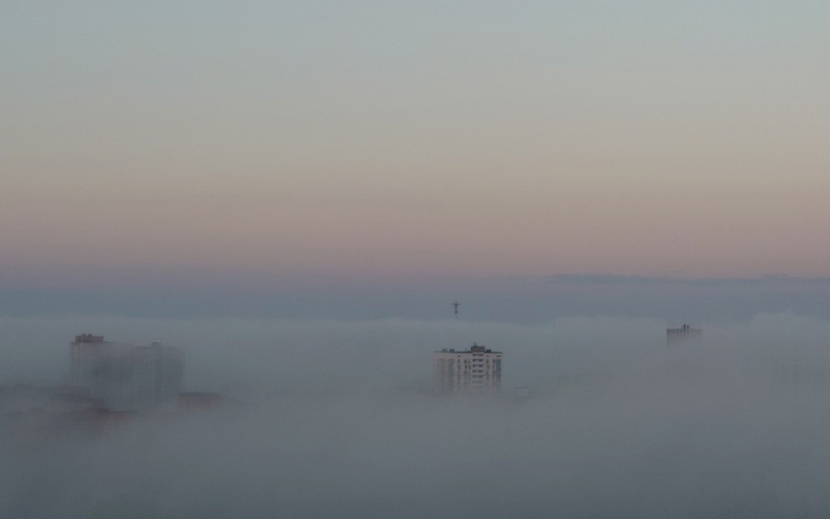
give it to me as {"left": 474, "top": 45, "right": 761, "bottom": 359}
{"left": 666, "top": 324, "right": 702, "bottom": 347}
{"left": 434, "top": 343, "right": 502, "bottom": 394}
{"left": 70, "top": 334, "right": 183, "bottom": 412}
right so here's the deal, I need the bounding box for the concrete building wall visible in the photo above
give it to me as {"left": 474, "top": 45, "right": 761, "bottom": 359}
{"left": 69, "top": 335, "right": 183, "bottom": 412}
{"left": 666, "top": 324, "right": 702, "bottom": 347}
{"left": 434, "top": 343, "right": 502, "bottom": 394}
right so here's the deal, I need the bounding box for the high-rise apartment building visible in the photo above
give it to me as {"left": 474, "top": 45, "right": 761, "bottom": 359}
{"left": 666, "top": 324, "right": 702, "bottom": 347}
{"left": 69, "top": 334, "right": 183, "bottom": 412}
{"left": 70, "top": 334, "right": 111, "bottom": 388}
{"left": 434, "top": 343, "right": 502, "bottom": 394}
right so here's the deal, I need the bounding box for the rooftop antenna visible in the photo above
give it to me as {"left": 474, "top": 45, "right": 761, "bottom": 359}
{"left": 452, "top": 300, "right": 460, "bottom": 318}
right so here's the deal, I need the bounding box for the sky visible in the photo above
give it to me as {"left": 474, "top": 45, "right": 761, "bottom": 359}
{"left": 2, "top": 1, "right": 830, "bottom": 289}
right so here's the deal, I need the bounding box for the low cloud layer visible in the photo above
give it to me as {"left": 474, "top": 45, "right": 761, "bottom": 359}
{"left": 5, "top": 274, "right": 830, "bottom": 324}
{"left": 3, "top": 313, "right": 830, "bottom": 518}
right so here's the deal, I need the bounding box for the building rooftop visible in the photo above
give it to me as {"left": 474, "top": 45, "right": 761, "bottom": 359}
{"left": 436, "top": 342, "right": 501, "bottom": 354}
{"left": 73, "top": 334, "right": 106, "bottom": 344}
{"left": 667, "top": 324, "right": 702, "bottom": 335}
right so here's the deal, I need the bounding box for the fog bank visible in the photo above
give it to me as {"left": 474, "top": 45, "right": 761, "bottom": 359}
{"left": 3, "top": 313, "right": 830, "bottom": 518}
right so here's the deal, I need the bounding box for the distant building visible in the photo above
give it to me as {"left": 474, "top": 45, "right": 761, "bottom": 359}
{"left": 434, "top": 343, "right": 502, "bottom": 394}
{"left": 666, "top": 324, "right": 702, "bottom": 347}
{"left": 69, "top": 334, "right": 183, "bottom": 412}
{"left": 69, "top": 334, "right": 110, "bottom": 388}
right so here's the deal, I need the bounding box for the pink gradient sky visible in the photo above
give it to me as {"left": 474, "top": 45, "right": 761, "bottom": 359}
{"left": 2, "top": 2, "right": 829, "bottom": 285}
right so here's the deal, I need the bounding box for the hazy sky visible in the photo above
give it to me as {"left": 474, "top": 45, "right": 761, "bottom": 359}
{"left": 2, "top": 1, "right": 829, "bottom": 284}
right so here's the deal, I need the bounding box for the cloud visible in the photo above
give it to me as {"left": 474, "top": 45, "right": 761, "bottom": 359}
{"left": 3, "top": 313, "right": 830, "bottom": 518}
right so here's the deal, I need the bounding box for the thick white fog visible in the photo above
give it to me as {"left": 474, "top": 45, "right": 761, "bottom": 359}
{"left": 4, "top": 313, "right": 830, "bottom": 518}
